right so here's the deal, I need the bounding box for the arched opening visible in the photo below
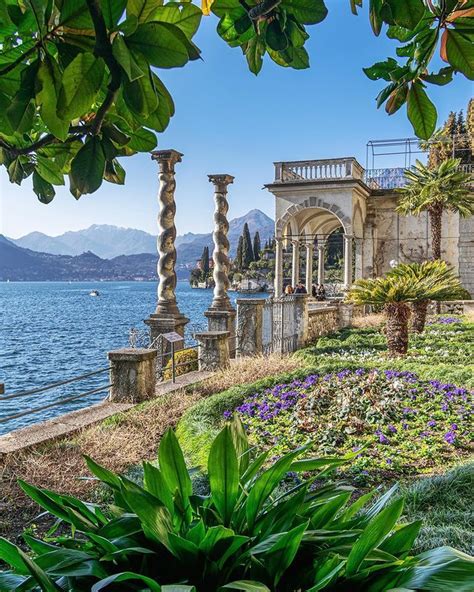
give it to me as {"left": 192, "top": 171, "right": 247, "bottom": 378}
{"left": 275, "top": 206, "right": 352, "bottom": 297}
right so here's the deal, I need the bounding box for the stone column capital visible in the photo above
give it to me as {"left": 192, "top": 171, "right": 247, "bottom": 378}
{"left": 208, "top": 174, "right": 235, "bottom": 189}
{"left": 151, "top": 149, "right": 183, "bottom": 172}
{"left": 291, "top": 238, "right": 300, "bottom": 246}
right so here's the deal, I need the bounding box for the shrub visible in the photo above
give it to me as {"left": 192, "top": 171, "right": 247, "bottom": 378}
{"left": 162, "top": 347, "right": 198, "bottom": 381}
{"left": 0, "top": 419, "right": 472, "bottom": 591}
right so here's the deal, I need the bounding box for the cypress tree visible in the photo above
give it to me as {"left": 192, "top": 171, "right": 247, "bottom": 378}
{"left": 242, "top": 222, "right": 254, "bottom": 269}
{"left": 253, "top": 231, "right": 261, "bottom": 261}
{"left": 455, "top": 110, "right": 470, "bottom": 163}
{"left": 235, "top": 236, "right": 243, "bottom": 270}
{"left": 200, "top": 246, "right": 210, "bottom": 277}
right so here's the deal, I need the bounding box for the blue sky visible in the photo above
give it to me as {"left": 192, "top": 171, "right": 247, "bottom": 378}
{"left": 1, "top": 2, "right": 472, "bottom": 239}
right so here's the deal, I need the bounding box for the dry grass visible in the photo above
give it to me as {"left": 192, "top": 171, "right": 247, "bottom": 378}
{"left": 464, "top": 309, "right": 474, "bottom": 323}
{"left": 0, "top": 353, "right": 303, "bottom": 541}
{"left": 352, "top": 313, "right": 385, "bottom": 329}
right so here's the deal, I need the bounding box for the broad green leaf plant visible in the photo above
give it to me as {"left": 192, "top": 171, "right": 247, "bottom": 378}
{"left": 0, "top": 417, "right": 473, "bottom": 590}
{"left": 0, "top": 0, "right": 472, "bottom": 202}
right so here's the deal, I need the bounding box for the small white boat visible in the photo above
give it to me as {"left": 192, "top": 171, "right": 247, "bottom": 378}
{"left": 89, "top": 290, "right": 100, "bottom": 296}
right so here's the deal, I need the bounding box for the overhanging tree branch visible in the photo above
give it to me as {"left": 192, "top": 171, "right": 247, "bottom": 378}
{"left": 85, "top": 0, "right": 122, "bottom": 135}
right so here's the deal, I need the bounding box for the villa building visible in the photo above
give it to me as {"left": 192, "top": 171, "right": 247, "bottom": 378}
{"left": 265, "top": 155, "right": 474, "bottom": 296}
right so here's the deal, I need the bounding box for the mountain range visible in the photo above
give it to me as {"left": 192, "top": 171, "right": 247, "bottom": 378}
{"left": 10, "top": 209, "right": 274, "bottom": 264}
{"left": 2, "top": 209, "right": 275, "bottom": 281}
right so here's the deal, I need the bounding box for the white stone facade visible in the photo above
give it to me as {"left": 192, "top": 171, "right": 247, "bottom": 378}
{"left": 265, "top": 157, "right": 474, "bottom": 296}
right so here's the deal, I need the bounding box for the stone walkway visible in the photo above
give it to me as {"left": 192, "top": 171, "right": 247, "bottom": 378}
{"left": 0, "top": 370, "right": 214, "bottom": 455}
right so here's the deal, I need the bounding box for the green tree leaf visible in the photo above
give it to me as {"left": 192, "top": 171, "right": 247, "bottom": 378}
{"left": 36, "top": 56, "right": 69, "bottom": 141}
{"left": 266, "top": 20, "right": 289, "bottom": 51}
{"left": 123, "top": 69, "right": 159, "bottom": 118}
{"left": 151, "top": 3, "right": 202, "bottom": 39}
{"left": 104, "top": 159, "right": 126, "bottom": 185}
{"left": 101, "top": 0, "right": 127, "bottom": 29}
{"left": 445, "top": 29, "right": 474, "bottom": 80}
{"left": 36, "top": 155, "right": 65, "bottom": 185}
{"left": 385, "top": 0, "right": 425, "bottom": 29}
{"left": 245, "top": 37, "right": 265, "bottom": 75}
{"left": 58, "top": 53, "right": 105, "bottom": 120}
{"left": 407, "top": 82, "right": 437, "bottom": 139}
{"left": 126, "top": 22, "right": 197, "bottom": 68}
{"left": 69, "top": 137, "right": 106, "bottom": 197}
{"left": 281, "top": 0, "right": 328, "bottom": 25}
{"left": 33, "top": 171, "right": 56, "bottom": 203}
{"left": 127, "top": 0, "right": 163, "bottom": 23}
{"left": 112, "top": 34, "right": 145, "bottom": 81}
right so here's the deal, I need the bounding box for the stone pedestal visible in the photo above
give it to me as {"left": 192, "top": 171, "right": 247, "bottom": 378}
{"left": 108, "top": 348, "right": 157, "bottom": 403}
{"left": 236, "top": 298, "right": 265, "bottom": 356}
{"left": 338, "top": 302, "right": 354, "bottom": 328}
{"left": 294, "top": 294, "right": 309, "bottom": 347}
{"left": 205, "top": 309, "right": 236, "bottom": 357}
{"left": 145, "top": 313, "right": 188, "bottom": 369}
{"left": 195, "top": 331, "right": 230, "bottom": 371}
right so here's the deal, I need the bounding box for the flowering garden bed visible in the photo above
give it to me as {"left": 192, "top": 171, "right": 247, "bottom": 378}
{"left": 226, "top": 368, "right": 472, "bottom": 482}
{"left": 179, "top": 315, "right": 473, "bottom": 475}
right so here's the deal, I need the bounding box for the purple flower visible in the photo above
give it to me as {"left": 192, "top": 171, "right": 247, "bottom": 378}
{"left": 427, "top": 420, "right": 436, "bottom": 427}
{"left": 402, "top": 422, "right": 409, "bottom": 430}
{"left": 378, "top": 433, "right": 389, "bottom": 444}
{"left": 223, "top": 410, "right": 232, "bottom": 419}
{"left": 444, "top": 431, "right": 456, "bottom": 445}
{"left": 386, "top": 458, "right": 393, "bottom": 465}
{"left": 388, "top": 425, "right": 397, "bottom": 433}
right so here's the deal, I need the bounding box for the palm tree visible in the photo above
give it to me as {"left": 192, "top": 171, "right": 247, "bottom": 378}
{"left": 347, "top": 276, "right": 423, "bottom": 357}
{"left": 397, "top": 158, "right": 473, "bottom": 260}
{"left": 388, "top": 260, "right": 466, "bottom": 333}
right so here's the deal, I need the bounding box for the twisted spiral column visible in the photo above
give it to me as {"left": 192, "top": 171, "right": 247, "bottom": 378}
{"left": 152, "top": 149, "right": 183, "bottom": 315}
{"left": 209, "top": 174, "right": 234, "bottom": 310}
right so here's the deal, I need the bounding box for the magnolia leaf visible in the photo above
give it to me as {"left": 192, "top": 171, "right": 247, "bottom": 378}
{"left": 36, "top": 57, "right": 69, "bottom": 141}
{"left": 281, "top": 0, "right": 328, "bottom": 25}
{"left": 151, "top": 3, "right": 203, "bottom": 39}
{"left": 69, "top": 137, "right": 106, "bottom": 197}
{"left": 36, "top": 155, "right": 65, "bottom": 185}
{"left": 58, "top": 53, "right": 105, "bottom": 119}
{"left": 444, "top": 29, "right": 474, "bottom": 80}
{"left": 112, "top": 34, "right": 144, "bottom": 81}
{"left": 407, "top": 82, "right": 437, "bottom": 139}
{"left": 245, "top": 37, "right": 265, "bottom": 75}
{"left": 126, "top": 22, "right": 196, "bottom": 68}
{"left": 101, "top": 0, "right": 127, "bottom": 29}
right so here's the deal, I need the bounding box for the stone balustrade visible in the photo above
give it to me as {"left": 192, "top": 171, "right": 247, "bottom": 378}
{"left": 274, "top": 158, "right": 364, "bottom": 183}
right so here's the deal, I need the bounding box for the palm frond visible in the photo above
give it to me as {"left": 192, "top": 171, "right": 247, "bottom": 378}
{"left": 396, "top": 158, "right": 473, "bottom": 217}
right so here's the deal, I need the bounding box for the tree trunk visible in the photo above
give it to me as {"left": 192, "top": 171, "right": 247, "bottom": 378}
{"left": 429, "top": 205, "right": 443, "bottom": 260}
{"left": 385, "top": 302, "right": 411, "bottom": 357}
{"left": 411, "top": 300, "right": 429, "bottom": 333}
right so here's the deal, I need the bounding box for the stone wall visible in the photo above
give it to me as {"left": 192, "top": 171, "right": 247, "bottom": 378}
{"left": 306, "top": 306, "right": 340, "bottom": 343}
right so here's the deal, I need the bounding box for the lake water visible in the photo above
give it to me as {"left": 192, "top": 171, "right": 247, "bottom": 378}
{"left": 0, "top": 281, "right": 266, "bottom": 434}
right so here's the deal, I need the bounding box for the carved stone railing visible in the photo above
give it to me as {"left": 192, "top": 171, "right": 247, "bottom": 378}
{"left": 365, "top": 163, "right": 474, "bottom": 190}
{"left": 274, "top": 158, "right": 364, "bottom": 183}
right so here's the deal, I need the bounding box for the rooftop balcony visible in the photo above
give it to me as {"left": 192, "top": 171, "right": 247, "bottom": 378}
{"left": 273, "top": 158, "right": 474, "bottom": 191}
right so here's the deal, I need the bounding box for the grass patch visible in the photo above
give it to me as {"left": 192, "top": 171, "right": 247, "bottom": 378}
{"left": 401, "top": 462, "right": 474, "bottom": 554}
